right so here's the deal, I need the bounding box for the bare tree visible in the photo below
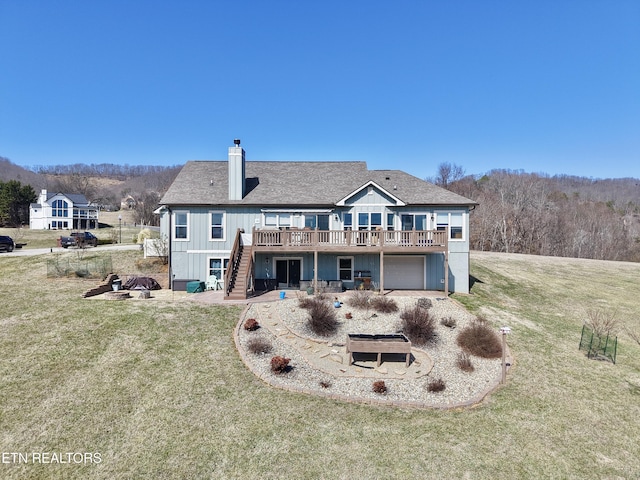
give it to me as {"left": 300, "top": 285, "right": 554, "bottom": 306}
{"left": 132, "top": 191, "right": 161, "bottom": 226}
{"left": 433, "top": 162, "right": 465, "bottom": 189}
{"left": 626, "top": 323, "right": 640, "bottom": 347}
{"left": 50, "top": 173, "right": 96, "bottom": 200}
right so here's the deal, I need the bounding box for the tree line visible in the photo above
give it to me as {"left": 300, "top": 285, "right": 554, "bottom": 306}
{"left": 434, "top": 164, "right": 640, "bottom": 262}
{"left": 30, "top": 163, "right": 180, "bottom": 180}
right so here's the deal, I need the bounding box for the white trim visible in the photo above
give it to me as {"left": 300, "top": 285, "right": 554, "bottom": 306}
{"left": 173, "top": 210, "right": 190, "bottom": 241}
{"left": 434, "top": 210, "right": 465, "bottom": 241}
{"left": 337, "top": 256, "right": 354, "bottom": 282}
{"left": 272, "top": 256, "right": 304, "bottom": 286}
{"left": 261, "top": 208, "right": 333, "bottom": 213}
{"left": 207, "top": 255, "right": 230, "bottom": 289}
{"left": 187, "top": 250, "right": 232, "bottom": 254}
{"left": 262, "top": 211, "right": 293, "bottom": 228}
{"left": 209, "top": 210, "right": 226, "bottom": 242}
{"left": 336, "top": 181, "right": 406, "bottom": 207}
{"left": 356, "top": 211, "right": 383, "bottom": 230}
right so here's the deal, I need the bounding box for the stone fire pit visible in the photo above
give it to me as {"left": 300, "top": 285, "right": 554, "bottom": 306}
{"left": 103, "top": 291, "right": 131, "bottom": 300}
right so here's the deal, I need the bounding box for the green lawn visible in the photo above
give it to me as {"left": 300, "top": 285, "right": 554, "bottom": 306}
{"left": 1, "top": 250, "right": 639, "bottom": 479}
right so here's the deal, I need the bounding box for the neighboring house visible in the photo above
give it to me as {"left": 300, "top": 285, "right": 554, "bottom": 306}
{"left": 121, "top": 195, "right": 137, "bottom": 210}
{"left": 29, "top": 189, "right": 99, "bottom": 230}
{"left": 158, "top": 140, "right": 477, "bottom": 299}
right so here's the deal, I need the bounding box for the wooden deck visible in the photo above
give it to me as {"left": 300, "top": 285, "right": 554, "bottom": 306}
{"left": 251, "top": 228, "right": 448, "bottom": 254}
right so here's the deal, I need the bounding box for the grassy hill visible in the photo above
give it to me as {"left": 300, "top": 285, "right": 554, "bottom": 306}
{"left": 0, "top": 250, "right": 638, "bottom": 479}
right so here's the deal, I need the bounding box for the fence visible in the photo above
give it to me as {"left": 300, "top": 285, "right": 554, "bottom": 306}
{"left": 579, "top": 324, "right": 617, "bottom": 364}
{"left": 143, "top": 237, "right": 168, "bottom": 260}
{"left": 47, "top": 255, "right": 113, "bottom": 279}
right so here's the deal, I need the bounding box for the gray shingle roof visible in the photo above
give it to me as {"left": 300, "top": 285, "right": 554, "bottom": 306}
{"left": 44, "top": 192, "right": 91, "bottom": 206}
{"left": 159, "top": 160, "right": 477, "bottom": 207}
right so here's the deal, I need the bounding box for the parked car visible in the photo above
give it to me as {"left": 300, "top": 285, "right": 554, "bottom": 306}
{"left": 59, "top": 231, "right": 99, "bottom": 248}
{"left": 0, "top": 235, "right": 15, "bottom": 252}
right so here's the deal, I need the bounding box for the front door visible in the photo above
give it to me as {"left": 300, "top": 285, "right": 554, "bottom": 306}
{"left": 275, "top": 259, "right": 301, "bottom": 288}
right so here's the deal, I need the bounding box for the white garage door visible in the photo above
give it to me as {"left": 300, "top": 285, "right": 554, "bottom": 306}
{"left": 384, "top": 256, "right": 424, "bottom": 290}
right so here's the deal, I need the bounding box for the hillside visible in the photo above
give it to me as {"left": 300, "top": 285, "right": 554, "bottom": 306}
{"left": 0, "top": 157, "right": 181, "bottom": 210}
{"left": 447, "top": 170, "right": 640, "bottom": 262}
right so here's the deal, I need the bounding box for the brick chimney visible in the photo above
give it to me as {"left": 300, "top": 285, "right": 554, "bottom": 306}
{"left": 228, "top": 139, "right": 245, "bottom": 200}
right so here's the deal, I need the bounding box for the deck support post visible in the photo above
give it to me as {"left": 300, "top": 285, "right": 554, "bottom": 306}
{"left": 444, "top": 251, "right": 449, "bottom": 295}
{"left": 313, "top": 250, "right": 318, "bottom": 293}
{"left": 379, "top": 250, "right": 384, "bottom": 293}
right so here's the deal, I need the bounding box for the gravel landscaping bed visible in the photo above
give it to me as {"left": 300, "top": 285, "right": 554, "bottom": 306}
{"left": 236, "top": 294, "right": 506, "bottom": 408}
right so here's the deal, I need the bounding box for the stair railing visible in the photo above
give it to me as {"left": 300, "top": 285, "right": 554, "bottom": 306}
{"left": 225, "top": 228, "right": 244, "bottom": 297}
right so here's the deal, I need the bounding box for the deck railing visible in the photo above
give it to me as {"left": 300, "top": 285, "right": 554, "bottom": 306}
{"left": 252, "top": 228, "right": 448, "bottom": 251}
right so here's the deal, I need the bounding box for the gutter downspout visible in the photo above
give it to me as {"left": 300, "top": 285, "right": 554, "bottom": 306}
{"left": 167, "top": 207, "right": 173, "bottom": 290}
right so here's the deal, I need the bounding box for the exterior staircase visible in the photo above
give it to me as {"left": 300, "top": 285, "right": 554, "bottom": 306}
{"left": 225, "top": 228, "right": 254, "bottom": 300}
{"left": 225, "top": 246, "right": 251, "bottom": 299}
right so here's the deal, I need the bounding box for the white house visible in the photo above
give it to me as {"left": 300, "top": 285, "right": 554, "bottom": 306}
{"left": 29, "top": 189, "right": 99, "bottom": 230}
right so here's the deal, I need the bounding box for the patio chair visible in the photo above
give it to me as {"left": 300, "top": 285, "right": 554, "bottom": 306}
{"left": 206, "top": 275, "right": 223, "bottom": 291}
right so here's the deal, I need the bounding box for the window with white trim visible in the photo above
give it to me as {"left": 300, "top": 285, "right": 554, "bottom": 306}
{"left": 264, "top": 212, "right": 291, "bottom": 228}
{"left": 435, "top": 212, "right": 464, "bottom": 240}
{"left": 52, "top": 199, "right": 68, "bottom": 218}
{"left": 343, "top": 213, "right": 352, "bottom": 230}
{"left": 174, "top": 211, "right": 189, "bottom": 240}
{"left": 338, "top": 256, "right": 354, "bottom": 281}
{"left": 450, "top": 212, "right": 463, "bottom": 239}
{"left": 304, "top": 214, "right": 330, "bottom": 230}
{"left": 210, "top": 211, "right": 225, "bottom": 240}
{"left": 401, "top": 214, "right": 427, "bottom": 230}
{"left": 386, "top": 213, "right": 395, "bottom": 230}
{"left": 208, "top": 257, "right": 229, "bottom": 280}
{"left": 51, "top": 221, "right": 69, "bottom": 229}
{"left": 357, "top": 212, "right": 382, "bottom": 230}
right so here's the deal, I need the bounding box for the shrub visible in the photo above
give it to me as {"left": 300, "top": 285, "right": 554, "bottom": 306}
{"left": 456, "top": 351, "right": 474, "bottom": 372}
{"left": 370, "top": 295, "right": 399, "bottom": 313}
{"left": 315, "top": 291, "right": 328, "bottom": 301}
{"left": 456, "top": 318, "right": 502, "bottom": 358}
{"left": 372, "top": 380, "right": 387, "bottom": 394}
{"left": 584, "top": 307, "right": 620, "bottom": 337}
{"left": 298, "top": 296, "right": 316, "bottom": 310}
{"left": 399, "top": 306, "right": 436, "bottom": 346}
{"left": 427, "top": 378, "right": 446, "bottom": 392}
{"left": 243, "top": 318, "right": 260, "bottom": 331}
{"left": 416, "top": 297, "right": 433, "bottom": 309}
{"left": 307, "top": 298, "right": 339, "bottom": 336}
{"left": 440, "top": 316, "right": 457, "bottom": 329}
{"left": 247, "top": 338, "right": 272, "bottom": 355}
{"left": 270, "top": 356, "right": 291, "bottom": 374}
{"left": 345, "top": 290, "right": 372, "bottom": 309}
{"left": 136, "top": 228, "right": 153, "bottom": 244}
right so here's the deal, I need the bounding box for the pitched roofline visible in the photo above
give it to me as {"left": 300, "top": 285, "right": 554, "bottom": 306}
{"left": 335, "top": 180, "right": 406, "bottom": 206}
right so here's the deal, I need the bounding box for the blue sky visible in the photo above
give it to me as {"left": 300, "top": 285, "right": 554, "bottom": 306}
{"left": 1, "top": 1, "right": 638, "bottom": 180}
